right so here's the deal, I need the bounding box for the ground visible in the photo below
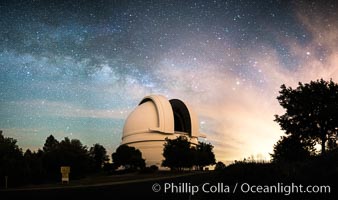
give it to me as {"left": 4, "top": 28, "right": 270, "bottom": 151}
{"left": 1, "top": 165, "right": 337, "bottom": 199}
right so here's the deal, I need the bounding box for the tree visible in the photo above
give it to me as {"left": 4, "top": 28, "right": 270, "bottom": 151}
{"left": 112, "top": 145, "right": 145, "bottom": 170}
{"left": 215, "top": 161, "right": 226, "bottom": 170}
{"left": 275, "top": 79, "right": 338, "bottom": 155}
{"left": 0, "top": 130, "right": 25, "bottom": 186}
{"left": 162, "top": 136, "right": 195, "bottom": 170}
{"left": 42, "top": 136, "right": 91, "bottom": 180}
{"left": 89, "top": 143, "right": 109, "bottom": 171}
{"left": 43, "top": 135, "right": 59, "bottom": 153}
{"left": 194, "top": 141, "right": 216, "bottom": 170}
{"left": 23, "top": 149, "right": 45, "bottom": 184}
{"left": 57, "top": 137, "right": 90, "bottom": 178}
{"left": 271, "top": 136, "right": 315, "bottom": 163}
{"left": 42, "top": 135, "right": 60, "bottom": 180}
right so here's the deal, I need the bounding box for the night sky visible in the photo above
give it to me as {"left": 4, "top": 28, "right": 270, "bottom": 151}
{"left": 1, "top": 0, "right": 338, "bottom": 162}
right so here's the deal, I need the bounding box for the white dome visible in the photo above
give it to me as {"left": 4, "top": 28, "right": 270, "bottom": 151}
{"left": 122, "top": 95, "right": 174, "bottom": 140}
{"left": 121, "top": 94, "right": 204, "bottom": 167}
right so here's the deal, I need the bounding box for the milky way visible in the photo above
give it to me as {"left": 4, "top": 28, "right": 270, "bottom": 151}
{"left": 1, "top": 0, "right": 338, "bottom": 162}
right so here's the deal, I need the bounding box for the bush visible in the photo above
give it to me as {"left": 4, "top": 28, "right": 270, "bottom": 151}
{"left": 140, "top": 165, "right": 159, "bottom": 173}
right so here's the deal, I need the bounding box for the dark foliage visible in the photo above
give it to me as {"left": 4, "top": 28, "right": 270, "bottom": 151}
{"left": 112, "top": 144, "right": 145, "bottom": 170}
{"left": 215, "top": 161, "right": 226, "bottom": 170}
{"left": 41, "top": 135, "right": 60, "bottom": 180}
{"left": 0, "top": 130, "right": 25, "bottom": 187}
{"left": 0, "top": 131, "right": 110, "bottom": 187}
{"left": 271, "top": 135, "right": 315, "bottom": 163}
{"left": 42, "top": 136, "right": 91, "bottom": 180}
{"left": 162, "top": 136, "right": 216, "bottom": 170}
{"left": 194, "top": 141, "right": 216, "bottom": 170}
{"left": 140, "top": 165, "right": 159, "bottom": 173}
{"left": 23, "top": 149, "right": 45, "bottom": 184}
{"left": 275, "top": 79, "right": 338, "bottom": 155}
{"left": 89, "top": 143, "right": 109, "bottom": 172}
{"left": 162, "top": 136, "right": 195, "bottom": 170}
{"left": 57, "top": 137, "right": 91, "bottom": 179}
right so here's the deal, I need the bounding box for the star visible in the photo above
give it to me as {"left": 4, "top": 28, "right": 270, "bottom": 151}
{"left": 0, "top": 0, "right": 337, "bottom": 162}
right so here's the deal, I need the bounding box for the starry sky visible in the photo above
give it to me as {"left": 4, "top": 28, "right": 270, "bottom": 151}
{"left": 1, "top": 0, "right": 338, "bottom": 163}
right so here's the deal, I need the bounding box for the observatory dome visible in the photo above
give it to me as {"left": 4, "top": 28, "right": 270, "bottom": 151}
{"left": 121, "top": 95, "right": 205, "bottom": 167}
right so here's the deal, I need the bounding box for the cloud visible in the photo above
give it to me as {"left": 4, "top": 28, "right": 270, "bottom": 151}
{"left": 154, "top": 57, "right": 283, "bottom": 162}
{"left": 288, "top": 1, "right": 338, "bottom": 83}
{"left": 2, "top": 1, "right": 338, "bottom": 164}
{"left": 151, "top": 2, "right": 338, "bottom": 162}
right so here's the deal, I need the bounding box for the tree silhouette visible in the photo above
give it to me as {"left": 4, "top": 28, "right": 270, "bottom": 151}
{"left": 162, "top": 136, "right": 195, "bottom": 170}
{"left": 89, "top": 143, "right": 109, "bottom": 171}
{"left": 215, "top": 161, "right": 226, "bottom": 170}
{"left": 112, "top": 145, "right": 145, "bottom": 170}
{"left": 43, "top": 135, "right": 59, "bottom": 153}
{"left": 275, "top": 79, "right": 338, "bottom": 155}
{"left": 0, "top": 132, "right": 114, "bottom": 185}
{"left": 194, "top": 141, "right": 216, "bottom": 170}
{"left": 23, "top": 149, "right": 45, "bottom": 183}
{"left": 162, "top": 136, "right": 216, "bottom": 170}
{"left": 42, "top": 135, "right": 60, "bottom": 180}
{"left": 57, "top": 137, "right": 90, "bottom": 178}
{"left": 42, "top": 136, "right": 91, "bottom": 180}
{"left": 0, "top": 130, "right": 25, "bottom": 186}
{"left": 271, "top": 136, "right": 315, "bottom": 163}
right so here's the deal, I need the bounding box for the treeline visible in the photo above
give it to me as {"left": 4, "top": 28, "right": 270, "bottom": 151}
{"left": 0, "top": 131, "right": 218, "bottom": 188}
{"left": 111, "top": 136, "right": 217, "bottom": 171}
{"left": 0, "top": 131, "right": 109, "bottom": 187}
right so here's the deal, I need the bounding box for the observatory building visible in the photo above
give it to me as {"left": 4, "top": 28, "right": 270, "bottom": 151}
{"left": 121, "top": 95, "right": 205, "bottom": 167}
